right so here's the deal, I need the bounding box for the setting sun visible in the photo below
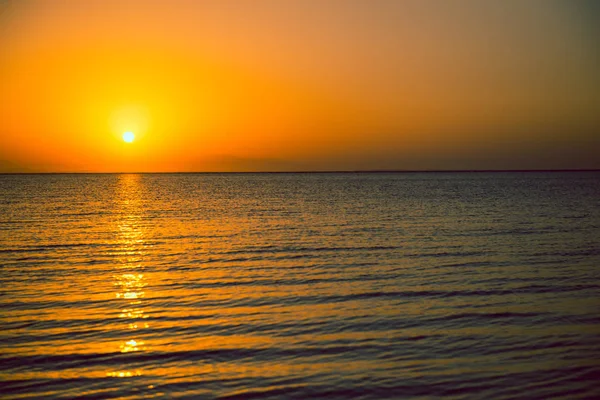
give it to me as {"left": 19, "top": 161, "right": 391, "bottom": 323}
{"left": 122, "top": 132, "right": 135, "bottom": 143}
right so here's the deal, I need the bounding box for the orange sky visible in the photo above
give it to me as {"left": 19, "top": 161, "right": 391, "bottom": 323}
{"left": 1, "top": 0, "right": 598, "bottom": 172}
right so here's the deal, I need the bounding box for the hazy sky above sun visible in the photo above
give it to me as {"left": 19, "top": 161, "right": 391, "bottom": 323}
{"left": 0, "top": 0, "right": 598, "bottom": 172}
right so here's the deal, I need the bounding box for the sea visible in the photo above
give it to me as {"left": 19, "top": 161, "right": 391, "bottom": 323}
{"left": 1, "top": 171, "right": 599, "bottom": 399}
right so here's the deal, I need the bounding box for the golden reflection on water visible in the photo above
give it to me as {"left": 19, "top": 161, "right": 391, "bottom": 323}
{"left": 109, "top": 174, "right": 149, "bottom": 378}
{"left": 106, "top": 370, "right": 143, "bottom": 378}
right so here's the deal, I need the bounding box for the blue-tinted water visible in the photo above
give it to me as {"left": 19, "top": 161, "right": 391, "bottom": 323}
{"left": 1, "top": 172, "right": 599, "bottom": 399}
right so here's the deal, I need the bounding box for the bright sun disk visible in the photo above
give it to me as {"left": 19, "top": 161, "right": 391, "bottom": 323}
{"left": 122, "top": 132, "right": 135, "bottom": 143}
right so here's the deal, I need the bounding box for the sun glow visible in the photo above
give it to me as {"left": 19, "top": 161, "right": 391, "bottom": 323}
{"left": 123, "top": 132, "right": 135, "bottom": 143}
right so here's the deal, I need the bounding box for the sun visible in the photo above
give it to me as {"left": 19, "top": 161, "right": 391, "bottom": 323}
{"left": 122, "top": 132, "right": 135, "bottom": 143}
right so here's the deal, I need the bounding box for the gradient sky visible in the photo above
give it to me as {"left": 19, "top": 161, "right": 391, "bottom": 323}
{"left": 1, "top": 0, "right": 598, "bottom": 172}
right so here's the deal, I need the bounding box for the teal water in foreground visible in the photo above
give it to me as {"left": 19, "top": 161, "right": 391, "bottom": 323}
{"left": 1, "top": 172, "right": 599, "bottom": 399}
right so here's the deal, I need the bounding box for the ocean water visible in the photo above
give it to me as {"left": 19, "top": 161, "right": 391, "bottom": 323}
{"left": 1, "top": 172, "right": 599, "bottom": 399}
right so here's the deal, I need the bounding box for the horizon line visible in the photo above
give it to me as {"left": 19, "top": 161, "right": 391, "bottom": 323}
{"left": 2, "top": 168, "right": 600, "bottom": 175}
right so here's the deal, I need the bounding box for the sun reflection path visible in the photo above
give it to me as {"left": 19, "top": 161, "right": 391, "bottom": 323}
{"left": 108, "top": 175, "right": 150, "bottom": 378}
{"left": 115, "top": 272, "right": 149, "bottom": 355}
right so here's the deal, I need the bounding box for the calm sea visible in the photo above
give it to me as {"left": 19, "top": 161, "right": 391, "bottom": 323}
{"left": 1, "top": 172, "right": 599, "bottom": 399}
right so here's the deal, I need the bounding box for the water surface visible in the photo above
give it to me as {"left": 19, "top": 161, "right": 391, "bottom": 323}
{"left": 1, "top": 172, "right": 599, "bottom": 399}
